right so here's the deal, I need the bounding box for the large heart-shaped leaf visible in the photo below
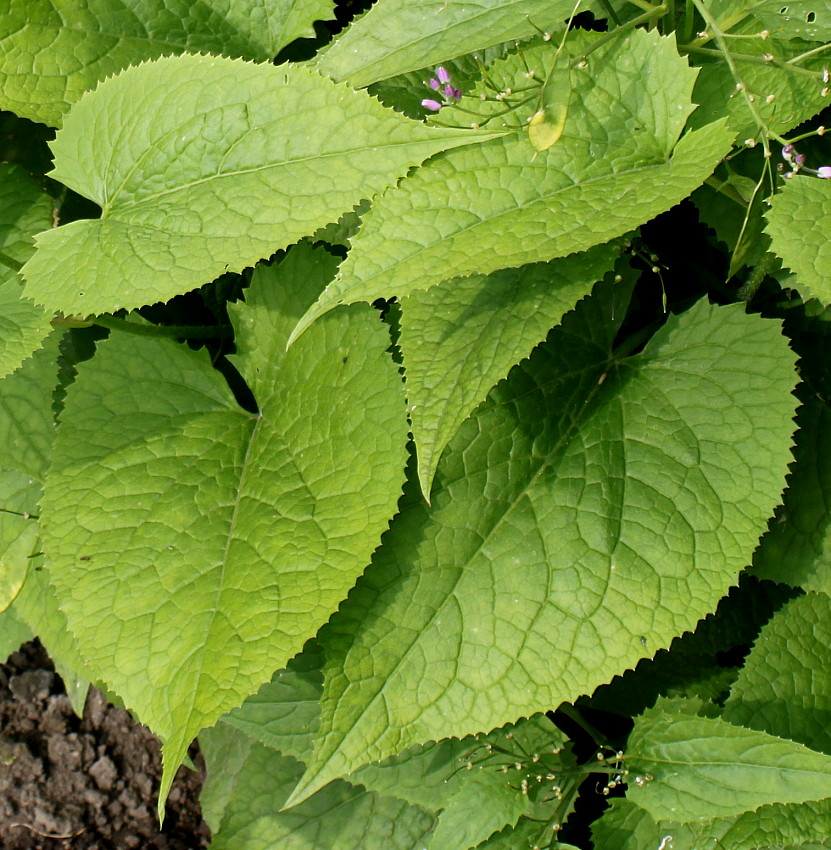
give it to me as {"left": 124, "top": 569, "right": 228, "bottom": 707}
{"left": 288, "top": 280, "right": 797, "bottom": 802}
{"left": 40, "top": 244, "right": 409, "bottom": 809}
{"left": 292, "top": 29, "right": 732, "bottom": 338}
{"left": 21, "top": 53, "right": 499, "bottom": 316}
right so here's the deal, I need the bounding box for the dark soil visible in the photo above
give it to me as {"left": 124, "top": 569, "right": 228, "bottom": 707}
{"left": 0, "top": 640, "right": 211, "bottom": 849}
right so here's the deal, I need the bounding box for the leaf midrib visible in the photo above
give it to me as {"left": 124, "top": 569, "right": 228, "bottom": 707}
{"left": 342, "top": 153, "right": 679, "bottom": 295}
{"left": 315, "top": 346, "right": 621, "bottom": 780}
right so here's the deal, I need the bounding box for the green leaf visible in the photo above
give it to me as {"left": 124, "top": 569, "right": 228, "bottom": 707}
{"left": 585, "top": 576, "right": 794, "bottom": 719}
{"left": 753, "top": 299, "right": 831, "bottom": 592}
{"left": 748, "top": 1, "right": 831, "bottom": 40}
{"left": 200, "top": 723, "right": 436, "bottom": 850}
{"left": 13, "top": 567, "right": 92, "bottom": 715}
{"left": 400, "top": 243, "right": 620, "bottom": 500}
{"left": 691, "top": 155, "right": 770, "bottom": 276}
{"left": 225, "top": 640, "right": 574, "bottom": 847}
{"left": 294, "top": 30, "right": 732, "bottom": 335}
{"left": 430, "top": 771, "right": 528, "bottom": 850}
{"left": 0, "top": 332, "right": 60, "bottom": 612}
{"left": 0, "top": 163, "right": 53, "bottom": 378}
{"left": 724, "top": 592, "right": 831, "bottom": 755}
{"left": 626, "top": 700, "right": 831, "bottom": 822}
{"left": 290, "top": 282, "right": 798, "bottom": 802}
{"left": 594, "top": 797, "right": 831, "bottom": 850}
{"left": 0, "top": 604, "right": 32, "bottom": 663}
{"left": 21, "top": 54, "right": 500, "bottom": 317}
{"left": 39, "top": 244, "right": 409, "bottom": 812}
{"left": 766, "top": 176, "right": 831, "bottom": 304}
{"left": 0, "top": 0, "right": 334, "bottom": 127}
{"left": 315, "top": 0, "right": 589, "bottom": 88}
{"left": 753, "top": 391, "right": 831, "bottom": 593}
{"left": 224, "top": 641, "right": 326, "bottom": 764}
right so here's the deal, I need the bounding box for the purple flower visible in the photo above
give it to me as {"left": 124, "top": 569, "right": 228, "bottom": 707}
{"left": 818, "top": 166, "right": 831, "bottom": 178}
{"left": 436, "top": 66, "right": 451, "bottom": 84}
{"left": 421, "top": 98, "right": 442, "bottom": 112}
{"left": 782, "top": 143, "right": 795, "bottom": 161}
{"left": 443, "top": 84, "right": 462, "bottom": 100}
{"left": 429, "top": 77, "right": 440, "bottom": 90}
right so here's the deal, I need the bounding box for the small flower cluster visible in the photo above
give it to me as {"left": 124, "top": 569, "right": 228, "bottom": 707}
{"left": 780, "top": 142, "right": 831, "bottom": 179}
{"left": 421, "top": 66, "right": 462, "bottom": 112}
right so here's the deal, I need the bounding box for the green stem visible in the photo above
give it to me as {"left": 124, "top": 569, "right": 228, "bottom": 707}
{"left": 788, "top": 41, "right": 831, "bottom": 65}
{"left": 52, "top": 314, "right": 232, "bottom": 339}
{"left": 625, "top": 0, "right": 660, "bottom": 13}
{"left": 0, "top": 250, "right": 23, "bottom": 273}
{"left": 690, "top": 0, "right": 784, "bottom": 148}
{"left": 737, "top": 251, "right": 777, "bottom": 301}
{"left": 558, "top": 704, "right": 613, "bottom": 748}
{"left": 682, "top": 45, "right": 823, "bottom": 79}
{"left": 680, "top": 0, "right": 696, "bottom": 43}
{"left": 573, "top": 5, "right": 668, "bottom": 66}
{"left": 0, "top": 507, "right": 37, "bottom": 520}
{"left": 598, "top": 0, "right": 622, "bottom": 26}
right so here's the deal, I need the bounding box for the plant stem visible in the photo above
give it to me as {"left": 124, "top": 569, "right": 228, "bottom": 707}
{"left": 789, "top": 41, "right": 831, "bottom": 65}
{"left": 625, "top": 0, "right": 661, "bottom": 13}
{"left": 690, "top": 0, "right": 785, "bottom": 149}
{"left": 52, "top": 314, "right": 232, "bottom": 339}
{"left": 0, "top": 251, "right": 23, "bottom": 273}
{"left": 573, "top": 5, "right": 668, "bottom": 66}
{"left": 598, "top": 0, "right": 622, "bottom": 26}
{"left": 682, "top": 45, "right": 822, "bottom": 78}
{"left": 558, "top": 704, "right": 613, "bottom": 748}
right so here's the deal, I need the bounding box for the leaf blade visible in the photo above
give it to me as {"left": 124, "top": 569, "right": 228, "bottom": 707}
{"left": 40, "top": 244, "right": 409, "bottom": 809}
{"left": 0, "top": 0, "right": 334, "bottom": 126}
{"left": 22, "top": 54, "right": 500, "bottom": 316}
{"left": 291, "top": 284, "right": 798, "bottom": 801}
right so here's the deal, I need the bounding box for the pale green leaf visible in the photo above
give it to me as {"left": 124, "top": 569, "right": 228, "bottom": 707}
{"left": 225, "top": 640, "right": 572, "bottom": 844}
{"left": 0, "top": 164, "right": 53, "bottom": 378}
{"left": 0, "top": 331, "right": 93, "bottom": 698}
{"left": 294, "top": 30, "right": 732, "bottom": 335}
{"left": 766, "top": 176, "right": 831, "bottom": 304}
{"left": 400, "top": 243, "right": 620, "bottom": 500}
{"left": 748, "top": 1, "right": 831, "bottom": 39}
{"left": 0, "top": 333, "right": 60, "bottom": 612}
{"left": 290, "top": 283, "right": 797, "bottom": 802}
{"left": 354, "top": 714, "right": 568, "bottom": 816}
{"left": 0, "top": 604, "right": 32, "bottom": 662}
{"left": 224, "top": 641, "right": 326, "bottom": 764}
{"left": 0, "top": 0, "right": 334, "bottom": 127}
{"left": 200, "top": 724, "right": 436, "bottom": 850}
{"left": 594, "top": 797, "right": 831, "bottom": 850}
{"left": 21, "top": 54, "right": 500, "bottom": 317}
{"left": 315, "top": 0, "right": 589, "bottom": 88}
{"left": 626, "top": 701, "right": 831, "bottom": 822}
{"left": 724, "top": 592, "right": 831, "bottom": 755}
{"left": 13, "top": 567, "right": 93, "bottom": 701}
{"left": 40, "top": 244, "right": 409, "bottom": 811}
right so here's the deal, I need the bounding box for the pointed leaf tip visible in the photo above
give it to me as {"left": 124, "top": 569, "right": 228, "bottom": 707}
{"left": 286, "top": 301, "right": 332, "bottom": 350}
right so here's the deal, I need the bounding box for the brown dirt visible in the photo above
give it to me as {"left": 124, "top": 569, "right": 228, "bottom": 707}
{"left": 0, "top": 640, "right": 211, "bottom": 849}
